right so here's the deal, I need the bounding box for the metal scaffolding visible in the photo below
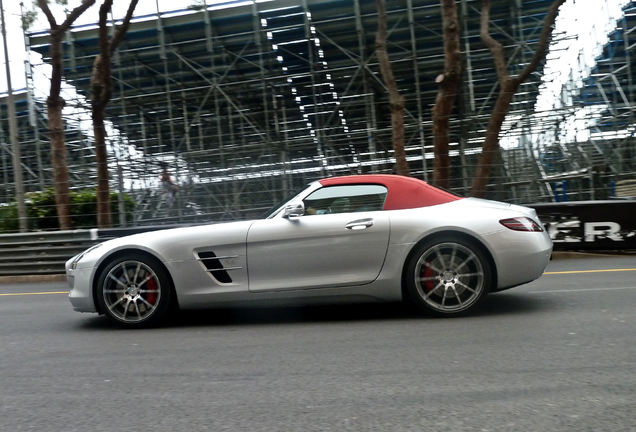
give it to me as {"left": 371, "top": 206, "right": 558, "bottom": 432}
{"left": 0, "top": 0, "right": 633, "bottom": 229}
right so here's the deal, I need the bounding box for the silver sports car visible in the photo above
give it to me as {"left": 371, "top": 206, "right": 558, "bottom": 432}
{"left": 66, "top": 174, "right": 552, "bottom": 327}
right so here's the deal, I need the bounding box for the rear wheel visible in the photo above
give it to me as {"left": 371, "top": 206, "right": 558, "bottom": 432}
{"left": 96, "top": 253, "right": 172, "bottom": 328}
{"left": 404, "top": 237, "right": 492, "bottom": 315}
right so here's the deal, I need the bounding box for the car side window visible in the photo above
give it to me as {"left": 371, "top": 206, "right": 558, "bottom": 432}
{"left": 303, "top": 184, "right": 388, "bottom": 215}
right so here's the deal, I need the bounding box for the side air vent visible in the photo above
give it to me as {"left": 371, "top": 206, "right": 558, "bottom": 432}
{"left": 197, "top": 251, "right": 233, "bottom": 283}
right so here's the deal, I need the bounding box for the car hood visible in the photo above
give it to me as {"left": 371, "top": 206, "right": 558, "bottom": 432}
{"left": 93, "top": 219, "right": 256, "bottom": 263}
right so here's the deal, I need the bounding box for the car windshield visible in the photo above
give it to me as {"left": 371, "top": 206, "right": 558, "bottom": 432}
{"left": 262, "top": 186, "right": 307, "bottom": 219}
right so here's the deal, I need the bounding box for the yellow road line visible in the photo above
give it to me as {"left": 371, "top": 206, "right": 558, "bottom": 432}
{"left": 545, "top": 268, "right": 636, "bottom": 275}
{"left": 0, "top": 291, "right": 69, "bottom": 297}
{"left": 531, "top": 286, "right": 635, "bottom": 294}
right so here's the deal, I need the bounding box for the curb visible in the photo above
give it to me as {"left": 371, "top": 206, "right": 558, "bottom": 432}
{"left": 0, "top": 274, "right": 67, "bottom": 284}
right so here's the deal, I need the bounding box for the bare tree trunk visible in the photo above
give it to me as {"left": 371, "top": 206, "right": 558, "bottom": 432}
{"left": 471, "top": 0, "right": 565, "bottom": 197}
{"left": 92, "top": 0, "right": 139, "bottom": 228}
{"left": 432, "top": 0, "right": 461, "bottom": 189}
{"left": 471, "top": 79, "right": 516, "bottom": 195}
{"left": 93, "top": 0, "right": 114, "bottom": 229}
{"left": 92, "top": 90, "right": 111, "bottom": 228}
{"left": 47, "top": 92, "right": 72, "bottom": 229}
{"left": 37, "top": 0, "right": 95, "bottom": 229}
{"left": 46, "top": 33, "right": 72, "bottom": 230}
{"left": 375, "top": 0, "right": 410, "bottom": 176}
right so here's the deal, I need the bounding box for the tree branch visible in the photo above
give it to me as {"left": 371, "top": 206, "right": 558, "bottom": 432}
{"left": 514, "top": 0, "right": 566, "bottom": 84}
{"left": 59, "top": 0, "right": 96, "bottom": 33}
{"left": 36, "top": 0, "right": 58, "bottom": 30}
{"left": 480, "top": 0, "right": 508, "bottom": 82}
{"left": 92, "top": 0, "right": 113, "bottom": 105}
{"left": 110, "top": 0, "right": 140, "bottom": 52}
{"left": 375, "top": 0, "right": 409, "bottom": 176}
{"left": 98, "top": 0, "right": 112, "bottom": 59}
{"left": 440, "top": 0, "right": 461, "bottom": 82}
{"left": 375, "top": 0, "right": 400, "bottom": 102}
{"left": 432, "top": 0, "right": 461, "bottom": 189}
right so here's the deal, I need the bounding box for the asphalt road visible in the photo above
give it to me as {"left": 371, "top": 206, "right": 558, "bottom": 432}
{"left": 1, "top": 255, "right": 635, "bottom": 432}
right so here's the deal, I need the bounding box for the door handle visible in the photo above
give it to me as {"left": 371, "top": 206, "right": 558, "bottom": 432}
{"left": 345, "top": 219, "right": 374, "bottom": 230}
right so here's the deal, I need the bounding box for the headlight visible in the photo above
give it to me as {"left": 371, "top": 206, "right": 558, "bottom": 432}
{"left": 70, "top": 243, "right": 104, "bottom": 269}
{"left": 83, "top": 243, "right": 104, "bottom": 255}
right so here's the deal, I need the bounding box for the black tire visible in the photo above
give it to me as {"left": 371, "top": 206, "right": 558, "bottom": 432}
{"left": 95, "top": 252, "right": 173, "bottom": 328}
{"left": 404, "top": 235, "right": 492, "bottom": 316}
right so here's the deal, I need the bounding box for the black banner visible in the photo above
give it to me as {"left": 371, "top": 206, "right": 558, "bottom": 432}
{"left": 531, "top": 200, "right": 636, "bottom": 250}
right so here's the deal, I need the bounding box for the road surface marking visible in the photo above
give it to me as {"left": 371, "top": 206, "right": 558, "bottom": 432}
{"left": 0, "top": 291, "right": 69, "bottom": 297}
{"left": 531, "top": 286, "right": 636, "bottom": 294}
{"left": 545, "top": 268, "right": 636, "bottom": 275}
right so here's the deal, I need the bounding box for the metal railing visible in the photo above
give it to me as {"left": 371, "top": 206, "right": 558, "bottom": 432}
{"left": 0, "top": 225, "right": 193, "bottom": 276}
{"left": 0, "top": 229, "right": 99, "bottom": 276}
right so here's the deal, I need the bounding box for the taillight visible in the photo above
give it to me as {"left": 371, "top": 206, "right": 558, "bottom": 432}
{"left": 499, "top": 217, "right": 544, "bottom": 232}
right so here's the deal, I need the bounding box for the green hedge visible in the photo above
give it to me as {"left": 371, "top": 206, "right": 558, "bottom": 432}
{"left": 0, "top": 188, "right": 135, "bottom": 232}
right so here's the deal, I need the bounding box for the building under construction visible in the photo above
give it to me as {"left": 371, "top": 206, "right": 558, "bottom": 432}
{"left": 1, "top": 0, "right": 634, "bottom": 227}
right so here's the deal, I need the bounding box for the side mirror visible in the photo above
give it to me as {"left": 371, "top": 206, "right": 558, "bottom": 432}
{"left": 283, "top": 202, "right": 305, "bottom": 218}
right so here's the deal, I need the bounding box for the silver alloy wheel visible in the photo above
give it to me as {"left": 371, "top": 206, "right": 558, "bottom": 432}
{"left": 414, "top": 242, "right": 485, "bottom": 313}
{"left": 102, "top": 260, "right": 162, "bottom": 324}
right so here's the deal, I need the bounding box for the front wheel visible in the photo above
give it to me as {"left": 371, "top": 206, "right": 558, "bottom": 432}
{"left": 95, "top": 253, "right": 173, "bottom": 328}
{"left": 404, "top": 237, "right": 492, "bottom": 316}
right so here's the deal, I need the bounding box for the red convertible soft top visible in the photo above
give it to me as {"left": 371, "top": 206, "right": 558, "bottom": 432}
{"left": 319, "top": 174, "right": 461, "bottom": 210}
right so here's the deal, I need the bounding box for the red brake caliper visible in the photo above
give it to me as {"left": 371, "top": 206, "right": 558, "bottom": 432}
{"left": 146, "top": 277, "right": 157, "bottom": 304}
{"left": 423, "top": 264, "right": 434, "bottom": 292}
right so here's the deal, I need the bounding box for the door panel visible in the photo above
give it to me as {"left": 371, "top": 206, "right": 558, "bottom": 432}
{"left": 247, "top": 212, "right": 390, "bottom": 292}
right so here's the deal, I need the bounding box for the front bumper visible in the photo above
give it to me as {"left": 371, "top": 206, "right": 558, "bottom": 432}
{"left": 66, "top": 258, "right": 97, "bottom": 313}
